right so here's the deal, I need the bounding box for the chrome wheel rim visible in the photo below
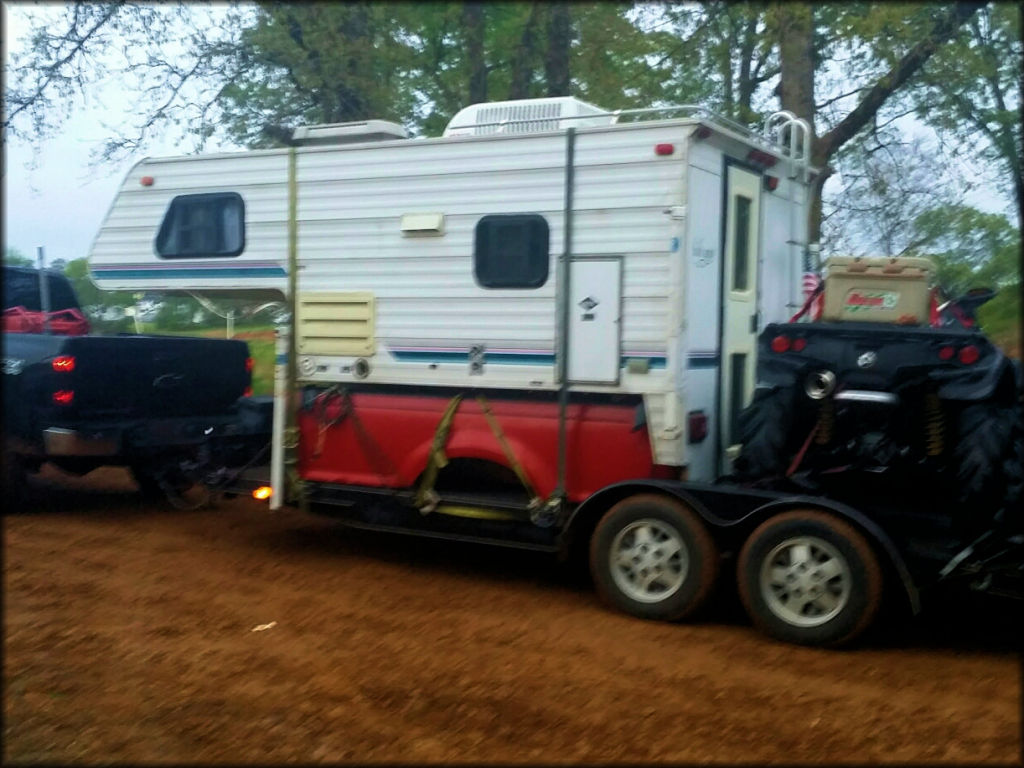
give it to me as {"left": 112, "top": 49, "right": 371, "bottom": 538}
{"left": 759, "top": 536, "right": 850, "bottom": 627}
{"left": 609, "top": 518, "right": 688, "bottom": 603}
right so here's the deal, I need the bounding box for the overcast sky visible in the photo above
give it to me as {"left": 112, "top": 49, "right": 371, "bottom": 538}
{"left": 3, "top": 2, "right": 1014, "bottom": 270}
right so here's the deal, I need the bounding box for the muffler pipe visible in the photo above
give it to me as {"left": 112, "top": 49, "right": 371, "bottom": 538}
{"left": 804, "top": 369, "right": 837, "bottom": 400}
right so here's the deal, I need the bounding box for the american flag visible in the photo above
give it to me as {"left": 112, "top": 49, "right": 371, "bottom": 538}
{"left": 801, "top": 271, "right": 823, "bottom": 321}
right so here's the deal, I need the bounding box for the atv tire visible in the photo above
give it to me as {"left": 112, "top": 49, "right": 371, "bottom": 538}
{"left": 954, "top": 403, "right": 1020, "bottom": 515}
{"left": 734, "top": 387, "right": 796, "bottom": 479}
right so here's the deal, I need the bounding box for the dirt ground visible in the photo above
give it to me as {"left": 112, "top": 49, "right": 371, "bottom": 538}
{"left": 4, "top": 466, "right": 1021, "bottom": 764}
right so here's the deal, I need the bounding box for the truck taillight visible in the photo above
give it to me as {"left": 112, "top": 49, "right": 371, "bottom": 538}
{"left": 938, "top": 345, "right": 955, "bottom": 361}
{"left": 245, "top": 357, "right": 254, "bottom": 372}
{"left": 791, "top": 338, "right": 807, "bottom": 352}
{"left": 52, "top": 355, "right": 76, "bottom": 372}
{"left": 53, "top": 390, "right": 74, "bottom": 405}
{"left": 958, "top": 345, "right": 980, "bottom": 365}
{"left": 770, "top": 335, "right": 791, "bottom": 353}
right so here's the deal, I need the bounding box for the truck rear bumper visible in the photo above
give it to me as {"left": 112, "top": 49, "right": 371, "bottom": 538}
{"left": 42, "top": 427, "right": 119, "bottom": 456}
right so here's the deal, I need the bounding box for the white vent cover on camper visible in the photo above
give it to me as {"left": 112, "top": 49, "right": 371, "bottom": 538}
{"left": 291, "top": 120, "right": 408, "bottom": 146}
{"left": 443, "top": 97, "right": 617, "bottom": 137}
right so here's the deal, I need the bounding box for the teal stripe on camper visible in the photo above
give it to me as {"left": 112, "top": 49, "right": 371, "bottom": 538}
{"left": 93, "top": 267, "right": 288, "bottom": 279}
{"left": 388, "top": 350, "right": 668, "bottom": 369}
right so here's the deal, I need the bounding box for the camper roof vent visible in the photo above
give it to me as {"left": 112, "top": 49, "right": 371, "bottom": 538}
{"left": 443, "top": 97, "right": 616, "bottom": 137}
{"left": 291, "top": 120, "right": 408, "bottom": 146}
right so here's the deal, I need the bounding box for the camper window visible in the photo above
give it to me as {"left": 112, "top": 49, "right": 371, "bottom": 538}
{"left": 474, "top": 214, "right": 549, "bottom": 289}
{"left": 155, "top": 193, "right": 245, "bottom": 258}
{"left": 732, "top": 195, "right": 751, "bottom": 291}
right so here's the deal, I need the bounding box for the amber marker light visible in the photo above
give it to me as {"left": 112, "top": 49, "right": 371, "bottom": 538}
{"left": 253, "top": 486, "right": 273, "bottom": 500}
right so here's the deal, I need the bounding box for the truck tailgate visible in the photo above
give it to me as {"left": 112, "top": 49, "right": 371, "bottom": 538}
{"left": 62, "top": 335, "right": 250, "bottom": 418}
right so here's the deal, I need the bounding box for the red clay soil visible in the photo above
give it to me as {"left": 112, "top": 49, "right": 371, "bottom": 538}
{"left": 4, "top": 466, "right": 1020, "bottom": 764}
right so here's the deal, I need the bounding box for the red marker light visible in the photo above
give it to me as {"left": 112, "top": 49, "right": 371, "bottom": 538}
{"left": 245, "top": 357, "right": 254, "bottom": 372}
{"left": 938, "top": 345, "right": 955, "bottom": 361}
{"left": 770, "top": 335, "right": 792, "bottom": 353}
{"left": 53, "top": 390, "right": 74, "bottom": 405}
{"left": 140, "top": 176, "right": 154, "bottom": 186}
{"left": 654, "top": 143, "right": 675, "bottom": 156}
{"left": 243, "top": 386, "right": 253, "bottom": 397}
{"left": 52, "top": 355, "right": 76, "bottom": 372}
{"left": 791, "top": 338, "right": 807, "bottom": 352}
{"left": 958, "top": 345, "right": 980, "bottom": 365}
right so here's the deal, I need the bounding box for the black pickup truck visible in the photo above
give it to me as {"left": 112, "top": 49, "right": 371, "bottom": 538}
{"left": 2, "top": 265, "right": 271, "bottom": 507}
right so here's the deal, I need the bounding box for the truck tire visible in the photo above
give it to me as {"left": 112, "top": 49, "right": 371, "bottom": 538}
{"left": 3, "top": 450, "right": 27, "bottom": 512}
{"left": 954, "top": 403, "right": 1018, "bottom": 512}
{"left": 129, "top": 465, "right": 165, "bottom": 499}
{"left": 590, "top": 494, "right": 719, "bottom": 622}
{"left": 734, "top": 387, "right": 796, "bottom": 479}
{"left": 737, "top": 510, "right": 883, "bottom": 647}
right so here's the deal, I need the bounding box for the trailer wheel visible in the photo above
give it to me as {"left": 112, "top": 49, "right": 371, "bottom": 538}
{"left": 737, "top": 510, "right": 882, "bottom": 647}
{"left": 954, "top": 403, "right": 1017, "bottom": 511}
{"left": 734, "top": 387, "right": 796, "bottom": 479}
{"left": 590, "top": 494, "right": 719, "bottom": 622}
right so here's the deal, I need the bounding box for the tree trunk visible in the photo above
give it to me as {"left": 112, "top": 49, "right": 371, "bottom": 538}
{"left": 334, "top": 3, "right": 370, "bottom": 122}
{"left": 775, "top": 3, "right": 822, "bottom": 245}
{"left": 463, "top": 2, "right": 487, "bottom": 104}
{"left": 544, "top": 1, "right": 571, "bottom": 97}
{"left": 775, "top": 1, "right": 979, "bottom": 249}
{"left": 509, "top": 4, "right": 540, "bottom": 99}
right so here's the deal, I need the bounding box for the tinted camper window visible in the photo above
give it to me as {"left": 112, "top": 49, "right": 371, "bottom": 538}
{"left": 156, "top": 193, "right": 245, "bottom": 258}
{"left": 474, "top": 214, "right": 549, "bottom": 289}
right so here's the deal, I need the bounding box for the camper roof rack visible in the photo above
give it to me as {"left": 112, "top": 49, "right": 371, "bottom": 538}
{"left": 441, "top": 99, "right": 813, "bottom": 178}
{"left": 291, "top": 120, "right": 408, "bottom": 146}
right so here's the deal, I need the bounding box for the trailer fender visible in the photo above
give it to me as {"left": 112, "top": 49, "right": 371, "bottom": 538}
{"left": 559, "top": 481, "right": 729, "bottom": 566}
{"left": 737, "top": 498, "right": 922, "bottom": 615}
{"left": 934, "top": 357, "right": 1017, "bottom": 402}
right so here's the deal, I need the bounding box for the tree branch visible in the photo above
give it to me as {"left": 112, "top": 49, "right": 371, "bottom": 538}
{"left": 816, "top": 2, "right": 980, "bottom": 163}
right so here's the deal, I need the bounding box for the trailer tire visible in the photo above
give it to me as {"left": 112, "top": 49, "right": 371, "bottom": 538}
{"left": 590, "top": 494, "right": 719, "bottom": 622}
{"left": 734, "top": 387, "right": 796, "bottom": 479}
{"left": 953, "top": 403, "right": 1017, "bottom": 513}
{"left": 737, "top": 510, "right": 883, "bottom": 647}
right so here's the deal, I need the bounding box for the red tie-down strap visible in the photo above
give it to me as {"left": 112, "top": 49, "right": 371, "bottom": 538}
{"left": 789, "top": 280, "right": 824, "bottom": 323}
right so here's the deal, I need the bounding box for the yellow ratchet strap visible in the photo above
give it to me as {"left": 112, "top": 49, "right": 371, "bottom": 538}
{"left": 475, "top": 394, "right": 542, "bottom": 509}
{"left": 414, "top": 394, "right": 464, "bottom": 512}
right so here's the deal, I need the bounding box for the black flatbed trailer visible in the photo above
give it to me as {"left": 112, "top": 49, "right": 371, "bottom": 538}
{"left": 226, "top": 457, "right": 1022, "bottom": 647}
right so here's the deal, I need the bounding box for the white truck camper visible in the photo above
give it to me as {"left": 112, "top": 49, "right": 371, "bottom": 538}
{"left": 88, "top": 97, "right": 815, "bottom": 516}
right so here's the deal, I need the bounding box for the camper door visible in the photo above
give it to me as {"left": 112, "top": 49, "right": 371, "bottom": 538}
{"left": 720, "top": 165, "right": 761, "bottom": 469}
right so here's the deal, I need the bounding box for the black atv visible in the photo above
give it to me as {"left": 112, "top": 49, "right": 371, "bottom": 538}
{"left": 734, "top": 285, "right": 1022, "bottom": 537}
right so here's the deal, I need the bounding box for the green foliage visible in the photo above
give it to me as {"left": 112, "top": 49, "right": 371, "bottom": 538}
{"left": 908, "top": 204, "right": 1020, "bottom": 295}
{"left": 219, "top": 3, "right": 421, "bottom": 147}
{"left": 910, "top": 4, "right": 1022, "bottom": 218}
{"left": 4, "top": 247, "right": 33, "bottom": 266}
{"left": 906, "top": 203, "right": 1021, "bottom": 355}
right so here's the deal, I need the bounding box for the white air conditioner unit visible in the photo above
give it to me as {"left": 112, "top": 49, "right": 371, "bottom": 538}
{"left": 443, "top": 97, "right": 616, "bottom": 137}
{"left": 292, "top": 120, "right": 408, "bottom": 146}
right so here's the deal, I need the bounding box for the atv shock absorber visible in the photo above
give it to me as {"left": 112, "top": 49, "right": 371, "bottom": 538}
{"left": 815, "top": 399, "right": 835, "bottom": 445}
{"left": 924, "top": 391, "right": 944, "bottom": 456}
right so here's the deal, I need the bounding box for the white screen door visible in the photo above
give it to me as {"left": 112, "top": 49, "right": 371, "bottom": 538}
{"left": 568, "top": 258, "right": 622, "bottom": 384}
{"left": 720, "top": 166, "right": 761, "bottom": 464}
